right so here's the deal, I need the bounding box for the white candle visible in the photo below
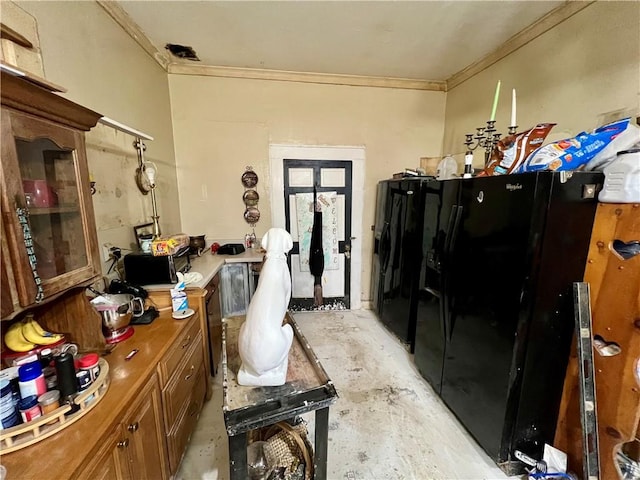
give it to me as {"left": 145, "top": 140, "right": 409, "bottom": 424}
{"left": 511, "top": 88, "right": 517, "bottom": 127}
{"left": 490, "top": 80, "right": 501, "bottom": 122}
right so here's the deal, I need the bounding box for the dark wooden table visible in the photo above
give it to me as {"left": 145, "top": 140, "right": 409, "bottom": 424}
{"left": 222, "top": 313, "right": 338, "bottom": 480}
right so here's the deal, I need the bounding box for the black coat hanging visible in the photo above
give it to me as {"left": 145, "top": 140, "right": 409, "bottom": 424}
{"left": 309, "top": 184, "right": 324, "bottom": 306}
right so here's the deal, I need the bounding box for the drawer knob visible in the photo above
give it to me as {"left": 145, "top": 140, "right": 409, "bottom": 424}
{"left": 117, "top": 439, "right": 129, "bottom": 448}
{"left": 184, "top": 365, "right": 195, "bottom": 380}
{"left": 128, "top": 422, "right": 139, "bottom": 432}
{"left": 181, "top": 335, "right": 192, "bottom": 349}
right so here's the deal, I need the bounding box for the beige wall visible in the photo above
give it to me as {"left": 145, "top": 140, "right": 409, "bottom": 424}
{"left": 169, "top": 75, "right": 446, "bottom": 301}
{"left": 15, "top": 1, "right": 181, "bottom": 276}
{"left": 442, "top": 1, "right": 640, "bottom": 169}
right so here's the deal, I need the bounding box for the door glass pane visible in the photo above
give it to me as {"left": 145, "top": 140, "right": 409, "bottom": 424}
{"left": 16, "top": 138, "right": 87, "bottom": 279}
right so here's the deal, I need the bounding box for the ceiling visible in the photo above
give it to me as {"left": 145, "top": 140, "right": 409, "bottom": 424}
{"left": 116, "top": 1, "right": 567, "bottom": 84}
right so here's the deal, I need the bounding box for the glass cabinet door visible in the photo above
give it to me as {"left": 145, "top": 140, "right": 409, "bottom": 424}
{"left": 1, "top": 108, "right": 100, "bottom": 309}
{"left": 16, "top": 137, "right": 88, "bottom": 279}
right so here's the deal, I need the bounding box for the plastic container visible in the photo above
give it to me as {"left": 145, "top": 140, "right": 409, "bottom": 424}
{"left": 0, "top": 367, "right": 20, "bottom": 408}
{"left": 436, "top": 155, "right": 458, "bottom": 180}
{"left": 599, "top": 149, "right": 640, "bottom": 203}
{"left": 18, "top": 395, "right": 41, "bottom": 422}
{"left": 0, "top": 379, "right": 19, "bottom": 429}
{"left": 76, "top": 370, "right": 91, "bottom": 391}
{"left": 171, "top": 285, "right": 188, "bottom": 312}
{"left": 18, "top": 362, "right": 46, "bottom": 399}
{"left": 39, "top": 348, "right": 53, "bottom": 368}
{"left": 77, "top": 353, "right": 100, "bottom": 383}
{"left": 38, "top": 390, "right": 60, "bottom": 425}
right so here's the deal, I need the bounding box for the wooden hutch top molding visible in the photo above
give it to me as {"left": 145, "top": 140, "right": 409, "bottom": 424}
{"left": 0, "top": 71, "right": 101, "bottom": 131}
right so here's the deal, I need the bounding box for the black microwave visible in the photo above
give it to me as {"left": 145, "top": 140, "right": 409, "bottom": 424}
{"left": 123, "top": 249, "right": 191, "bottom": 285}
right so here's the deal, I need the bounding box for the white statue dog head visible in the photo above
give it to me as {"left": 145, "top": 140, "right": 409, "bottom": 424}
{"left": 261, "top": 228, "right": 293, "bottom": 258}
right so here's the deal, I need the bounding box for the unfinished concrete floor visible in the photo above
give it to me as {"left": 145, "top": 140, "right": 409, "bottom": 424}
{"left": 176, "top": 309, "right": 515, "bottom": 480}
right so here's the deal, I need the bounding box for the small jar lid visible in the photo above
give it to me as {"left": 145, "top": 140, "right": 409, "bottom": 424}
{"left": 78, "top": 353, "right": 100, "bottom": 368}
{"left": 18, "top": 395, "right": 38, "bottom": 410}
{"left": 18, "top": 362, "right": 43, "bottom": 382}
{"left": 38, "top": 390, "right": 60, "bottom": 406}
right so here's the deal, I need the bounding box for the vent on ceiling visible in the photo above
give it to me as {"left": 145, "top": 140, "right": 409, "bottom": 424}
{"left": 165, "top": 43, "right": 200, "bottom": 61}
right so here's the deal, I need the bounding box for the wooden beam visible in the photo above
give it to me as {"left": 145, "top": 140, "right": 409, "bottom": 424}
{"left": 96, "top": 0, "right": 170, "bottom": 70}
{"left": 168, "top": 63, "right": 446, "bottom": 91}
{"left": 0, "top": 22, "right": 33, "bottom": 48}
{"left": 447, "top": 1, "right": 595, "bottom": 90}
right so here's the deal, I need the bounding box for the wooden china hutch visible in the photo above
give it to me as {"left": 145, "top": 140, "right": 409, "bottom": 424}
{"left": 0, "top": 71, "right": 208, "bottom": 479}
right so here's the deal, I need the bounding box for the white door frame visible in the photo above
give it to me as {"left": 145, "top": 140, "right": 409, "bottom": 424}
{"left": 269, "top": 144, "right": 365, "bottom": 310}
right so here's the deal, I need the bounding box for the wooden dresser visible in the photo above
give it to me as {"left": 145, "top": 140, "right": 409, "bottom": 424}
{"left": 1, "top": 306, "right": 208, "bottom": 479}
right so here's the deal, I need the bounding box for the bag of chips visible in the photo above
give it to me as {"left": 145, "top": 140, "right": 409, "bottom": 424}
{"left": 520, "top": 118, "right": 631, "bottom": 173}
{"left": 480, "top": 123, "right": 556, "bottom": 176}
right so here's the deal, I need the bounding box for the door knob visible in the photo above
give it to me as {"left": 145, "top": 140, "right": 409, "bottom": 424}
{"left": 117, "top": 438, "right": 129, "bottom": 448}
{"left": 345, "top": 244, "right": 351, "bottom": 259}
{"left": 128, "top": 422, "right": 139, "bottom": 432}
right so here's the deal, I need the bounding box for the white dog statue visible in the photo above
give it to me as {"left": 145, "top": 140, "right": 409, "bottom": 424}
{"left": 237, "top": 227, "right": 294, "bottom": 386}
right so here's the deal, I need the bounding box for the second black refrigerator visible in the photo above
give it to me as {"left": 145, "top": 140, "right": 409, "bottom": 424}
{"left": 413, "top": 171, "right": 602, "bottom": 473}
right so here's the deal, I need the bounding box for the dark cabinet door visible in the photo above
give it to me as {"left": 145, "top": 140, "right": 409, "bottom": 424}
{"left": 440, "top": 175, "right": 538, "bottom": 460}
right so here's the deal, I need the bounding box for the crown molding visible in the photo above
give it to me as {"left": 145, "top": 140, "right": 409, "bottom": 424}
{"left": 167, "top": 63, "right": 446, "bottom": 91}
{"left": 97, "top": 0, "right": 170, "bottom": 70}
{"left": 100, "top": 0, "right": 591, "bottom": 92}
{"left": 446, "top": 1, "right": 595, "bottom": 90}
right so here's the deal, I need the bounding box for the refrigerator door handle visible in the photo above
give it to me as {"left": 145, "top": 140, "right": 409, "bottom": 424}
{"left": 380, "top": 221, "right": 391, "bottom": 271}
{"left": 443, "top": 205, "right": 463, "bottom": 342}
{"left": 449, "top": 205, "right": 464, "bottom": 255}
{"left": 422, "top": 287, "right": 441, "bottom": 298}
{"left": 443, "top": 206, "right": 459, "bottom": 256}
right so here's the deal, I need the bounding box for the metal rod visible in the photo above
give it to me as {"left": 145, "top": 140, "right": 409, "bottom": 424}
{"left": 573, "top": 282, "right": 600, "bottom": 480}
{"left": 150, "top": 187, "right": 161, "bottom": 239}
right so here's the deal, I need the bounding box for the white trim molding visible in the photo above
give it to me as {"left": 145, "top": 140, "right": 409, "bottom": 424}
{"left": 168, "top": 64, "right": 446, "bottom": 91}
{"left": 446, "top": 1, "right": 595, "bottom": 90}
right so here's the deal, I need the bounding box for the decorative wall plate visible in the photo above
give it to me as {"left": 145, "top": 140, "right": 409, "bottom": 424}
{"left": 244, "top": 206, "right": 260, "bottom": 225}
{"left": 241, "top": 169, "right": 258, "bottom": 188}
{"left": 242, "top": 189, "right": 260, "bottom": 207}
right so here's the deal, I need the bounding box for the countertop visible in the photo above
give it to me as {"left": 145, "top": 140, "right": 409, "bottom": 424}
{"left": 143, "top": 248, "right": 265, "bottom": 291}
{"left": 1, "top": 308, "right": 201, "bottom": 479}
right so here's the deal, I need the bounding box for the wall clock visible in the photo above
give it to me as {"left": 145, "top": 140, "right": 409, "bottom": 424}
{"left": 135, "top": 166, "right": 151, "bottom": 194}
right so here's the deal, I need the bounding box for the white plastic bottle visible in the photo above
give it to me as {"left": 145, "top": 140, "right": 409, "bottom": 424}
{"left": 599, "top": 149, "right": 640, "bottom": 203}
{"left": 436, "top": 154, "right": 458, "bottom": 180}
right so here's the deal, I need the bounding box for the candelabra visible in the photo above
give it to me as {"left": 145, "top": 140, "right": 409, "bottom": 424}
{"left": 463, "top": 121, "right": 518, "bottom": 177}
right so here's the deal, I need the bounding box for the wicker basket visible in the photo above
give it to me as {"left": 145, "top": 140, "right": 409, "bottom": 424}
{"left": 249, "top": 420, "right": 314, "bottom": 480}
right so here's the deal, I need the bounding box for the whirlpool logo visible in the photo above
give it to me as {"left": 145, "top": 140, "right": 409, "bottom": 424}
{"left": 506, "top": 183, "right": 523, "bottom": 191}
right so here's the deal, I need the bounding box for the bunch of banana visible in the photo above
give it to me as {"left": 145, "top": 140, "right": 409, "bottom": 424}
{"left": 4, "top": 322, "right": 35, "bottom": 352}
{"left": 4, "top": 316, "right": 64, "bottom": 352}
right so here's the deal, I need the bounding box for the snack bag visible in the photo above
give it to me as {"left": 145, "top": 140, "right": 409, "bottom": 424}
{"left": 480, "top": 123, "right": 556, "bottom": 176}
{"left": 520, "top": 118, "right": 630, "bottom": 173}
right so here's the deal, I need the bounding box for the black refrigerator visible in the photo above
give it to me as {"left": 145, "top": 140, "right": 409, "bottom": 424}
{"left": 413, "top": 171, "right": 603, "bottom": 473}
{"left": 372, "top": 177, "right": 432, "bottom": 352}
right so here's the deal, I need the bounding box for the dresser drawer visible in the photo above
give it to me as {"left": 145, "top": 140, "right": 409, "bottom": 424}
{"left": 158, "top": 314, "right": 200, "bottom": 386}
{"left": 166, "top": 365, "right": 206, "bottom": 473}
{"left": 163, "top": 331, "right": 204, "bottom": 429}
